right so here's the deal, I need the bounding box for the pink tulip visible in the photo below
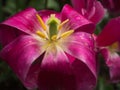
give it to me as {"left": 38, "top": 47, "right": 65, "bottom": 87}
{"left": 71, "top": 0, "right": 105, "bottom": 24}
{"left": 0, "top": 5, "right": 97, "bottom": 90}
{"left": 96, "top": 16, "right": 120, "bottom": 83}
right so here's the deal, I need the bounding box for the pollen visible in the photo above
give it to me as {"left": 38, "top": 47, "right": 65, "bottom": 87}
{"left": 58, "top": 19, "right": 69, "bottom": 30}
{"left": 36, "top": 14, "right": 47, "bottom": 31}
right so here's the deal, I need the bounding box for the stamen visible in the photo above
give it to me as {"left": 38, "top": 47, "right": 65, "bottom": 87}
{"left": 58, "top": 19, "right": 69, "bottom": 30}
{"left": 36, "top": 31, "right": 46, "bottom": 39}
{"left": 61, "top": 30, "right": 74, "bottom": 38}
{"left": 51, "top": 35, "right": 57, "bottom": 41}
{"left": 36, "top": 14, "right": 47, "bottom": 31}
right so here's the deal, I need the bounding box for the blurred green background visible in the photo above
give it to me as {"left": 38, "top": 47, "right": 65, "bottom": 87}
{"left": 0, "top": 0, "right": 120, "bottom": 90}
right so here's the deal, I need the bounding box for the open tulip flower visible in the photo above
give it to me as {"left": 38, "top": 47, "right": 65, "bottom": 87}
{"left": 96, "top": 17, "right": 120, "bottom": 83}
{"left": 0, "top": 4, "right": 97, "bottom": 90}
{"left": 71, "top": 0, "right": 105, "bottom": 24}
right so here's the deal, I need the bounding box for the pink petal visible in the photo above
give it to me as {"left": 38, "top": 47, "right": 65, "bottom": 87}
{"left": 72, "top": 59, "right": 96, "bottom": 90}
{"left": 101, "top": 48, "right": 120, "bottom": 83}
{"left": 2, "top": 8, "right": 41, "bottom": 34}
{"left": 38, "top": 47, "right": 76, "bottom": 90}
{"left": 71, "top": 0, "right": 87, "bottom": 14}
{"left": 0, "top": 35, "right": 43, "bottom": 89}
{"left": 61, "top": 4, "right": 95, "bottom": 33}
{"left": 71, "top": 0, "right": 105, "bottom": 24}
{"left": 71, "top": 0, "right": 96, "bottom": 14}
{"left": 0, "top": 24, "right": 20, "bottom": 46}
{"left": 65, "top": 32, "right": 96, "bottom": 76}
{"left": 89, "top": 1, "right": 105, "bottom": 24}
{"left": 97, "top": 17, "right": 120, "bottom": 46}
{"left": 64, "top": 32, "right": 97, "bottom": 89}
{"left": 0, "top": 24, "right": 26, "bottom": 47}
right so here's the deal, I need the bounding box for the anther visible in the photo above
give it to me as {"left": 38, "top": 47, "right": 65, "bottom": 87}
{"left": 58, "top": 19, "right": 69, "bottom": 30}
{"left": 61, "top": 30, "right": 74, "bottom": 38}
{"left": 36, "top": 14, "right": 47, "bottom": 31}
{"left": 36, "top": 31, "right": 46, "bottom": 39}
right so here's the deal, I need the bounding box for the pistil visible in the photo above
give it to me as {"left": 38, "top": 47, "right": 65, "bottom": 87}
{"left": 47, "top": 14, "right": 60, "bottom": 40}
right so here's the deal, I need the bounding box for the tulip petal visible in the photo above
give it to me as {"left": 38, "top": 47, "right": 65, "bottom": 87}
{"left": 71, "top": 0, "right": 95, "bottom": 14}
{"left": 0, "top": 25, "right": 17, "bottom": 46}
{"left": 38, "top": 46, "right": 76, "bottom": 90}
{"left": 71, "top": 0, "right": 87, "bottom": 14}
{"left": 0, "top": 35, "right": 44, "bottom": 89}
{"left": 63, "top": 32, "right": 97, "bottom": 89}
{"left": 101, "top": 48, "right": 120, "bottom": 83}
{"left": 0, "top": 24, "right": 26, "bottom": 46}
{"left": 97, "top": 17, "right": 120, "bottom": 46}
{"left": 89, "top": 1, "right": 105, "bottom": 24}
{"left": 2, "top": 8, "right": 41, "bottom": 34}
{"left": 71, "top": 0, "right": 105, "bottom": 24}
{"left": 61, "top": 4, "right": 95, "bottom": 33}
{"left": 72, "top": 59, "right": 96, "bottom": 90}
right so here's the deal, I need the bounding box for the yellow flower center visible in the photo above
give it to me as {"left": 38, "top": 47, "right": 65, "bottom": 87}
{"left": 109, "top": 42, "right": 119, "bottom": 53}
{"left": 35, "top": 14, "right": 74, "bottom": 50}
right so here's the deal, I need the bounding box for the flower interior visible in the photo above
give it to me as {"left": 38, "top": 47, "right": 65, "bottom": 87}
{"left": 109, "top": 42, "right": 119, "bottom": 53}
{"left": 35, "top": 14, "right": 74, "bottom": 52}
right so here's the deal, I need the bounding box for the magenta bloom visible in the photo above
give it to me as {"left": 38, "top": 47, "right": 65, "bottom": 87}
{"left": 0, "top": 5, "right": 96, "bottom": 90}
{"left": 100, "top": 0, "right": 120, "bottom": 15}
{"left": 96, "top": 17, "right": 120, "bottom": 83}
{"left": 71, "top": 0, "right": 105, "bottom": 24}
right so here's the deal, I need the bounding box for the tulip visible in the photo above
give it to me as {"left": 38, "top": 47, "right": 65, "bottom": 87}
{"left": 0, "top": 4, "right": 96, "bottom": 90}
{"left": 96, "top": 16, "right": 120, "bottom": 83}
{"left": 71, "top": 0, "right": 105, "bottom": 24}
